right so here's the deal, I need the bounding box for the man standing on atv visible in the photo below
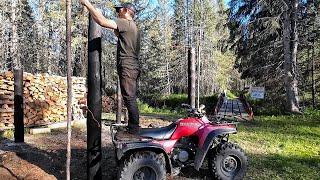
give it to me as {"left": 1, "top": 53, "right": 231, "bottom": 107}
{"left": 80, "top": 0, "right": 141, "bottom": 134}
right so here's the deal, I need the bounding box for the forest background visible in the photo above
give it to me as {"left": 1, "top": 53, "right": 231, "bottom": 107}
{"left": 0, "top": 0, "right": 319, "bottom": 114}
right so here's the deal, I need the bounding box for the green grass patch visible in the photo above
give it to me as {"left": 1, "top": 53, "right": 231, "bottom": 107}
{"left": 230, "top": 111, "right": 320, "bottom": 179}
{"left": 139, "top": 93, "right": 219, "bottom": 113}
{"left": 226, "top": 90, "right": 238, "bottom": 99}
{"left": 0, "top": 129, "right": 14, "bottom": 140}
{"left": 138, "top": 100, "right": 183, "bottom": 117}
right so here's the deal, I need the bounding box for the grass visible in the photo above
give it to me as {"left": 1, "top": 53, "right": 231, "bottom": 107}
{"left": 101, "top": 102, "right": 320, "bottom": 179}
{"left": 0, "top": 129, "right": 14, "bottom": 140}
{"left": 137, "top": 100, "right": 184, "bottom": 120}
{"left": 102, "top": 106, "right": 320, "bottom": 179}
{"left": 230, "top": 109, "right": 320, "bottom": 179}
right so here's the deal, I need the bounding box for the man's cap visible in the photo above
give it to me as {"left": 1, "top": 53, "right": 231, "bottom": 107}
{"left": 114, "top": 2, "right": 136, "bottom": 14}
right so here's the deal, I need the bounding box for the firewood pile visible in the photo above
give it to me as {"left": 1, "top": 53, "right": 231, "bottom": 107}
{"left": 0, "top": 71, "right": 87, "bottom": 127}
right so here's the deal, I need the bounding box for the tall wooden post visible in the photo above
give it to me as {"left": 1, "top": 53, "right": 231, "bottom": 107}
{"left": 188, "top": 48, "right": 196, "bottom": 108}
{"left": 12, "top": 0, "right": 24, "bottom": 143}
{"left": 87, "top": 14, "right": 102, "bottom": 180}
{"left": 197, "top": 40, "right": 201, "bottom": 109}
{"left": 66, "top": 0, "right": 72, "bottom": 179}
{"left": 14, "top": 69, "right": 24, "bottom": 143}
{"left": 116, "top": 77, "right": 122, "bottom": 124}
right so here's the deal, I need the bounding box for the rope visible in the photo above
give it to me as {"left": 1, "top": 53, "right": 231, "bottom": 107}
{"left": 84, "top": 106, "right": 101, "bottom": 128}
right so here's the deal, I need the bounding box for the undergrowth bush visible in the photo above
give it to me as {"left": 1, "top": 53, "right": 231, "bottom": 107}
{"left": 139, "top": 93, "right": 219, "bottom": 114}
{"left": 140, "top": 92, "right": 318, "bottom": 116}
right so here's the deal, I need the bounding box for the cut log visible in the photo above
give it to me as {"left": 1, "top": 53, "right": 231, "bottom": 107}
{"left": 0, "top": 95, "right": 14, "bottom": 100}
{"left": 0, "top": 100, "right": 14, "bottom": 105}
{"left": 0, "top": 109, "right": 14, "bottom": 113}
{"left": 29, "top": 128, "right": 51, "bottom": 135}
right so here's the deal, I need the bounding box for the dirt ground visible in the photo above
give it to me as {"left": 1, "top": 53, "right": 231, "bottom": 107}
{"left": 0, "top": 117, "right": 210, "bottom": 180}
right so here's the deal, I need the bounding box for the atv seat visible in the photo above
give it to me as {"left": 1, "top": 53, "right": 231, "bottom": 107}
{"left": 138, "top": 123, "right": 177, "bottom": 140}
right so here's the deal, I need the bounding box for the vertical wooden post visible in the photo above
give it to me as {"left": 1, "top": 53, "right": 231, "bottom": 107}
{"left": 197, "top": 40, "right": 201, "bottom": 109}
{"left": 12, "top": 0, "right": 24, "bottom": 143}
{"left": 66, "top": 0, "right": 72, "bottom": 179}
{"left": 197, "top": 1, "right": 204, "bottom": 109}
{"left": 116, "top": 77, "right": 122, "bottom": 124}
{"left": 87, "top": 14, "right": 102, "bottom": 180}
{"left": 14, "top": 69, "right": 24, "bottom": 143}
{"left": 188, "top": 48, "right": 196, "bottom": 108}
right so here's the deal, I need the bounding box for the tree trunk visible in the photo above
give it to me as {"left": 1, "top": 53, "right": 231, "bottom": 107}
{"left": 311, "top": 40, "right": 316, "bottom": 108}
{"left": 188, "top": 48, "right": 196, "bottom": 108}
{"left": 166, "top": 57, "right": 171, "bottom": 95}
{"left": 11, "top": 0, "right": 18, "bottom": 69}
{"left": 283, "top": 0, "right": 301, "bottom": 113}
{"left": 48, "top": 19, "right": 53, "bottom": 74}
{"left": 81, "top": 21, "right": 88, "bottom": 77}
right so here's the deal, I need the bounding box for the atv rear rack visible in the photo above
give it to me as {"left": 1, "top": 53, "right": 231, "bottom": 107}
{"left": 109, "top": 123, "right": 152, "bottom": 146}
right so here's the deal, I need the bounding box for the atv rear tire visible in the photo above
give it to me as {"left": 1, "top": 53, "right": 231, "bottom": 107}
{"left": 118, "top": 151, "right": 166, "bottom": 180}
{"left": 209, "top": 142, "right": 248, "bottom": 180}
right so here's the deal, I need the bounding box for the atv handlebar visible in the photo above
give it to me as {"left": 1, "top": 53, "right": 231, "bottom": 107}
{"left": 181, "top": 103, "right": 191, "bottom": 109}
{"left": 181, "top": 103, "right": 206, "bottom": 117}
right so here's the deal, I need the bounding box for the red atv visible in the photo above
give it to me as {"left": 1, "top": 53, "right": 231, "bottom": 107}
{"left": 110, "top": 104, "right": 248, "bottom": 180}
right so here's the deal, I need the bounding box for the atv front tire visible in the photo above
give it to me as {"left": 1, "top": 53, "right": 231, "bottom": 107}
{"left": 209, "top": 142, "right": 248, "bottom": 180}
{"left": 118, "top": 151, "right": 166, "bottom": 180}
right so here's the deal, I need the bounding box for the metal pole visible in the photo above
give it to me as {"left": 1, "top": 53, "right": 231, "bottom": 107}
{"left": 87, "top": 14, "right": 102, "bottom": 180}
{"left": 66, "top": 0, "right": 72, "bottom": 179}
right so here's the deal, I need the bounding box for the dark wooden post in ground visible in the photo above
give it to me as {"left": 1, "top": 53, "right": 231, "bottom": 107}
{"left": 87, "top": 14, "right": 102, "bottom": 180}
{"left": 116, "top": 77, "right": 122, "bottom": 124}
{"left": 14, "top": 69, "right": 24, "bottom": 143}
{"left": 188, "top": 47, "right": 196, "bottom": 108}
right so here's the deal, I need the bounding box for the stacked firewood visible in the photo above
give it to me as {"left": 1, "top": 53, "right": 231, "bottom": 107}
{"left": 0, "top": 71, "right": 87, "bottom": 127}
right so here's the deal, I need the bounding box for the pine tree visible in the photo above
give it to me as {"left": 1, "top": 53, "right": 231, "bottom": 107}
{"left": 227, "top": 0, "right": 320, "bottom": 113}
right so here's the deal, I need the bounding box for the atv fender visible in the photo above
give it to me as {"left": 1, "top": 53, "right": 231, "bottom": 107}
{"left": 194, "top": 128, "right": 237, "bottom": 170}
{"left": 116, "top": 142, "right": 173, "bottom": 174}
